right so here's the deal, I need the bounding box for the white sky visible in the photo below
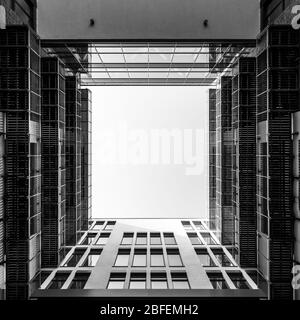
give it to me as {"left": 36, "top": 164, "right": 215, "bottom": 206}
{"left": 88, "top": 86, "right": 209, "bottom": 219}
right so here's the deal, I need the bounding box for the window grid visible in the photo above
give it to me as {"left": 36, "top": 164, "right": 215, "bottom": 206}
{"left": 40, "top": 220, "right": 257, "bottom": 291}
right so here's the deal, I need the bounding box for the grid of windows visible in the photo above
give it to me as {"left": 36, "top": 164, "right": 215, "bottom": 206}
{"left": 40, "top": 219, "right": 255, "bottom": 292}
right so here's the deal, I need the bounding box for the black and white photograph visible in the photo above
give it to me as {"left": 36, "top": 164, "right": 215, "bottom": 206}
{"left": 0, "top": 0, "right": 300, "bottom": 317}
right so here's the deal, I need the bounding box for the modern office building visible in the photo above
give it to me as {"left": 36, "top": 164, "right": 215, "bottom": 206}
{"left": 41, "top": 57, "right": 66, "bottom": 268}
{"left": 33, "top": 219, "right": 264, "bottom": 299}
{"left": 65, "top": 76, "right": 82, "bottom": 246}
{"left": 208, "top": 89, "right": 217, "bottom": 233}
{"left": 215, "top": 76, "right": 234, "bottom": 246}
{"left": 0, "top": 111, "right": 5, "bottom": 300}
{"left": 0, "top": 0, "right": 299, "bottom": 300}
{"left": 80, "top": 89, "right": 92, "bottom": 231}
{"left": 0, "top": 25, "right": 41, "bottom": 300}
{"left": 231, "top": 57, "right": 257, "bottom": 268}
{"left": 256, "top": 24, "right": 298, "bottom": 299}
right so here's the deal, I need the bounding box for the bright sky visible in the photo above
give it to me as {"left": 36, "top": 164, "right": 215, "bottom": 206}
{"left": 88, "top": 86, "right": 209, "bottom": 219}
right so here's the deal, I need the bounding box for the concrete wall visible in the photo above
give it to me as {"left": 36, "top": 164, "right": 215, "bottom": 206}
{"left": 37, "top": 0, "right": 260, "bottom": 40}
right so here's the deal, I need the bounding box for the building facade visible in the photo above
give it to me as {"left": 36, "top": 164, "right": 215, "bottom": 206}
{"left": 0, "top": 25, "right": 41, "bottom": 300}
{"left": 34, "top": 219, "right": 264, "bottom": 299}
{"left": 80, "top": 89, "right": 92, "bottom": 231}
{"left": 231, "top": 57, "right": 257, "bottom": 268}
{"left": 0, "top": 0, "right": 299, "bottom": 300}
{"left": 41, "top": 57, "right": 66, "bottom": 268}
{"left": 216, "top": 76, "right": 234, "bottom": 246}
{"left": 208, "top": 89, "right": 217, "bottom": 233}
{"left": 65, "top": 76, "right": 82, "bottom": 246}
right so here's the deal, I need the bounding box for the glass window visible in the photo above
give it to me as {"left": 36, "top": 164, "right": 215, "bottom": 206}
{"left": 81, "top": 249, "right": 102, "bottom": 267}
{"left": 207, "top": 272, "right": 228, "bottom": 289}
{"left": 150, "top": 249, "right": 165, "bottom": 267}
{"left": 211, "top": 249, "right": 234, "bottom": 267}
{"left": 132, "top": 249, "right": 147, "bottom": 267}
{"left": 163, "top": 233, "right": 176, "bottom": 245}
{"left": 150, "top": 233, "right": 162, "bottom": 245}
{"left": 181, "top": 221, "right": 194, "bottom": 231}
{"left": 80, "top": 233, "right": 97, "bottom": 245}
{"left": 69, "top": 272, "right": 90, "bottom": 289}
{"left": 136, "top": 233, "right": 147, "bottom": 245}
{"left": 104, "top": 221, "right": 116, "bottom": 230}
{"left": 129, "top": 273, "right": 146, "bottom": 289}
{"left": 114, "top": 249, "right": 131, "bottom": 267}
{"left": 107, "top": 273, "right": 126, "bottom": 289}
{"left": 171, "top": 272, "right": 190, "bottom": 289}
{"left": 47, "top": 272, "right": 70, "bottom": 289}
{"left": 92, "top": 221, "right": 104, "bottom": 230}
{"left": 187, "top": 233, "right": 202, "bottom": 245}
{"left": 193, "top": 221, "right": 205, "bottom": 230}
{"left": 228, "top": 272, "right": 250, "bottom": 289}
{"left": 62, "top": 249, "right": 86, "bottom": 267}
{"left": 167, "top": 249, "right": 183, "bottom": 267}
{"left": 195, "top": 249, "right": 216, "bottom": 267}
{"left": 121, "top": 233, "right": 134, "bottom": 245}
{"left": 200, "top": 233, "right": 217, "bottom": 245}
{"left": 151, "top": 273, "right": 168, "bottom": 289}
{"left": 95, "top": 233, "right": 110, "bottom": 245}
